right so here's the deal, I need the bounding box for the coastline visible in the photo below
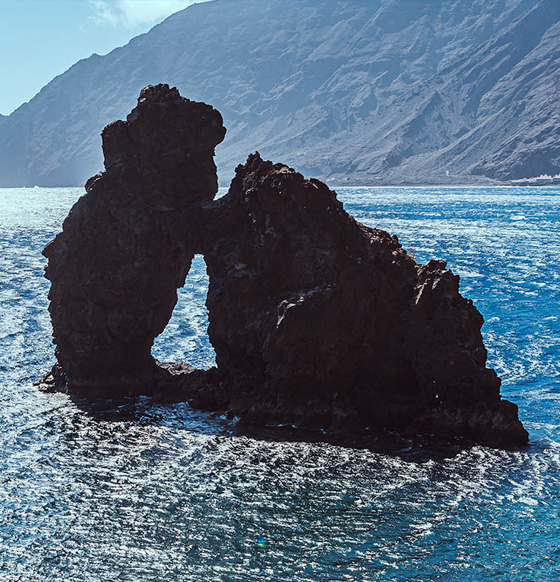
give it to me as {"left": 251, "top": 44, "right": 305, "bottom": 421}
{"left": 3, "top": 182, "right": 560, "bottom": 190}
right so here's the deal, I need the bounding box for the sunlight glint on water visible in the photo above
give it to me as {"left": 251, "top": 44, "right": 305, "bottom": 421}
{"left": 0, "top": 186, "right": 559, "bottom": 581}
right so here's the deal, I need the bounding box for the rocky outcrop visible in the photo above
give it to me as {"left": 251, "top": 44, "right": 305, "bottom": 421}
{"left": 195, "top": 154, "right": 527, "bottom": 447}
{"left": 42, "top": 85, "right": 528, "bottom": 447}
{"left": 43, "top": 84, "right": 225, "bottom": 395}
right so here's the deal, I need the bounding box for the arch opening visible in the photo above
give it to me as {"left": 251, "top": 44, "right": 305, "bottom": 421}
{"left": 151, "top": 254, "right": 215, "bottom": 370}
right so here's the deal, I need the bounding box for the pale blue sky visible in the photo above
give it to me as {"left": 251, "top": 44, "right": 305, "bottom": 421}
{"left": 0, "top": 0, "right": 207, "bottom": 115}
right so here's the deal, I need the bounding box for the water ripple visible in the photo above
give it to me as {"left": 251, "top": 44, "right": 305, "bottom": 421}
{"left": 0, "top": 186, "right": 559, "bottom": 581}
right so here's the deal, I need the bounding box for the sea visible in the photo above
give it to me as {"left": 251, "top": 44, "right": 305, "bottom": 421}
{"left": 0, "top": 185, "right": 559, "bottom": 581}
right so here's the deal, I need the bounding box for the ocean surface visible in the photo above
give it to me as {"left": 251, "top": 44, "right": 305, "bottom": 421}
{"left": 0, "top": 185, "right": 559, "bottom": 581}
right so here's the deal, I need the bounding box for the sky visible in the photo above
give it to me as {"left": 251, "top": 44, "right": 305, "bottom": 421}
{"left": 0, "top": 0, "right": 208, "bottom": 116}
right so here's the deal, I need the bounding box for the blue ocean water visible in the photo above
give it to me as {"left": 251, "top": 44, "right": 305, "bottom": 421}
{"left": 0, "top": 186, "right": 559, "bottom": 581}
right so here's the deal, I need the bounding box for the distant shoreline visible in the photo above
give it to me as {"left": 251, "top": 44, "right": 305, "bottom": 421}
{"left": 2, "top": 182, "right": 560, "bottom": 190}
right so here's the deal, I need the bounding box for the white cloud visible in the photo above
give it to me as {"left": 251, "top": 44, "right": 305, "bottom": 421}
{"left": 90, "top": 0, "right": 207, "bottom": 29}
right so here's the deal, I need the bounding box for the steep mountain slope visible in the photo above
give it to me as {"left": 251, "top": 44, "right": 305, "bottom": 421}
{"left": 0, "top": 0, "right": 558, "bottom": 187}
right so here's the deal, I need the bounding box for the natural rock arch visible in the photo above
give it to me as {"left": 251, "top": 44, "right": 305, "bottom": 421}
{"left": 42, "top": 85, "right": 528, "bottom": 447}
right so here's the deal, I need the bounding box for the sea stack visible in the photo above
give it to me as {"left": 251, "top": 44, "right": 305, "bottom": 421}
{"left": 43, "top": 84, "right": 226, "bottom": 395}
{"left": 42, "top": 85, "right": 528, "bottom": 447}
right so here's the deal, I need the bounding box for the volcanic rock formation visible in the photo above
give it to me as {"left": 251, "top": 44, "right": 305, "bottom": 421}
{"left": 42, "top": 84, "right": 528, "bottom": 447}
{"left": 43, "top": 85, "right": 226, "bottom": 395}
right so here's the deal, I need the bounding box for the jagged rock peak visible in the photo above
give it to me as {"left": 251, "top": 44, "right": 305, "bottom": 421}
{"left": 200, "top": 152, "right": 527, "bottom": 447}
{"left": 97, "top": 83, "right": 226, "bottom": 206}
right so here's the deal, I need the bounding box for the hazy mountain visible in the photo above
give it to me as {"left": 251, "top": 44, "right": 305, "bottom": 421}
{"left": 0, "top": 0, "right": 559, "bottom": 187}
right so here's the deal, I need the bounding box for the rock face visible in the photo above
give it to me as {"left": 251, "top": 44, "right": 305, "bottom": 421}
{"left": 43, "top": 85, "right": 225, "bottom": 395}
{"left": 43, "top": 85, "right": 528, "bottom": 447}
{"left": 199, "top": 154, "right": 527, "bottom": 446}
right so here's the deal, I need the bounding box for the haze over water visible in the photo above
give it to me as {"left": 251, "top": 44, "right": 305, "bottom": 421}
{"left": 0, "top": 186, "right": 559, "bottom": 581}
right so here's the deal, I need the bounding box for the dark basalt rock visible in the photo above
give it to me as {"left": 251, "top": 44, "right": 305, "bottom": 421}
{"left": 196, "top": 154, "right": 527, "bottom": 447}
{"left": 43, "top": 84, "right": 226, "bottom": 396}
{"left": 42, "top": 85, "right": 528, "bottom": 447}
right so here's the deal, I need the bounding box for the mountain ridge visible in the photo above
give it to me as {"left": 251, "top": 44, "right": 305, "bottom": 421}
{"left": 0, "top": 0, "right": 558, "bottom": 187}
